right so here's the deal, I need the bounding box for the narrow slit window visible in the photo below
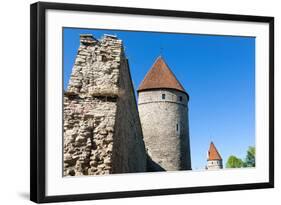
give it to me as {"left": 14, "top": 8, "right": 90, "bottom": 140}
{"left": 176, "top": 123, "right": 178, "bottom": 131}
{"left": 162, "top": 93, "right": 165, "bottom": 99}
{"left": 179, "top": 96, "right": 183, "bottom": 101}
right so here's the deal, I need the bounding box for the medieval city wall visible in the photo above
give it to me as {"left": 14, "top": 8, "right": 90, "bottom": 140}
{"left": 63, "top": 34, "right": 146, "bottom": 176}
{"left": 111, "top": 57, "right": 147, "bottom": 173}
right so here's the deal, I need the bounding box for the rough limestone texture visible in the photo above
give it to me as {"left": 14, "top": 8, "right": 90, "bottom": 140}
{"left": 138, "top": 89, "right": 192, "bottom": 171}
{"left": 64, "top": 34, "right": 147, "bottom": 176}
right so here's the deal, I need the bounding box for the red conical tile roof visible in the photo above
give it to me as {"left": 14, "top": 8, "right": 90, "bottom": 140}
{"left": 208, "top": 142, "right": 222, "bottom": 160}
{"left": 137, "top": 56, "right": 187, "bottom": 94}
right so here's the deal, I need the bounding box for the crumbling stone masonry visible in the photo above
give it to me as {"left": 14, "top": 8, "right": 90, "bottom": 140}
{"left": 63, "top": 34, "right": 147, "bottom": 176}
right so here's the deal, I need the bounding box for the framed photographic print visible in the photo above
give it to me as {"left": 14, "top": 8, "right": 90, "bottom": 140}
{"left": 30, "top": 1, "right": 274, "bottom": 203}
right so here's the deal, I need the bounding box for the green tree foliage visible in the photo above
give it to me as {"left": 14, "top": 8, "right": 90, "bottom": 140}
{"left": 226, "top": 146, "right": 255, "bottom": 168}
{"left": 226, "top": 156, "right": 245, "bottom": 168}
{"left": 244, "top": 146, "right": 255, "bottom": 167}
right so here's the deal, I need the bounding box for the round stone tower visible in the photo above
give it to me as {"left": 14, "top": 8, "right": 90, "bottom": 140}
{"left": 206, "top": 142, "right": 223, "bottom": 170}
{"left": 137, "top": 56, "right": 192, "bottom": 171}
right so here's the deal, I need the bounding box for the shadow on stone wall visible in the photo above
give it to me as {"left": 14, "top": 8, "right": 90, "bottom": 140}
{"left": 146, "top": 154, "right": 165, "bottom": 172}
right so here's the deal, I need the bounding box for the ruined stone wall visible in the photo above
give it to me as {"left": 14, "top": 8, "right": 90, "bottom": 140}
{"left": 63, "top": 34, "right": 146, "bottom": 176}
{"left": 111, "top": 58, "right": 147, "bottom": 173}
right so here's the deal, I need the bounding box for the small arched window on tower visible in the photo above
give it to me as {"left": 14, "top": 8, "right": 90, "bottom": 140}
{"left": 179, "top": 96, "right": 183, "bottom": 102}
{"left": 176, "top": 123, "right": 180, "bottom": 134}
{"left": 162, "top": 93, "right": 165, "bottom": 100}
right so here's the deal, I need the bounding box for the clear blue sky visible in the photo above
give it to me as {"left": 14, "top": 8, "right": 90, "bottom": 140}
{"left": 63, "top": 27, "right": 255, "bottom": 170}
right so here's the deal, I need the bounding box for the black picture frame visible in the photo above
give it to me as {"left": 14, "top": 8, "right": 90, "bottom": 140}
{"left": 30, "top": 1, "right": 274, "bottom": 203}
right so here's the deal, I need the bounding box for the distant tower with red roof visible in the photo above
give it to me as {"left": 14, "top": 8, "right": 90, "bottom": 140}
{"left": 137, "top": 56, "right": 192, "bottom": 171}
{"left": 206, "top": 142, "right": 223, "bottom": 170}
